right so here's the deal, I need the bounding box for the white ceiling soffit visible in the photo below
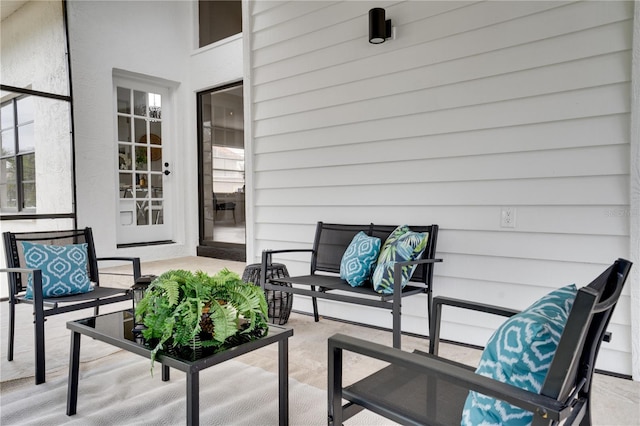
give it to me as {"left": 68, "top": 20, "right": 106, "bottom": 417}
{"left": 1, "top": 1, "right": 29, "bottom": 22}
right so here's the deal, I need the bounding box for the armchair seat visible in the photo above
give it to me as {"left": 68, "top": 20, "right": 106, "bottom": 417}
{"left": 342, "top": 347, "right": 472, "bottom": 425}
{"left": 13, "top": 285, "right": 131, "bottom": 311}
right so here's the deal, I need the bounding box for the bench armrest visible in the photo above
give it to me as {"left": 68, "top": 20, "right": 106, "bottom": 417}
{"left": 96, "top": 256, "right": 141, "bottom": 281}
{"left": 429, "top": 296, "right": 521, "bottom": 355}
{"left": 328, "top": 333, "right": 568, "bottom": 425}
{"left": 260, "top": 249, "right": 314, "bottom": 286}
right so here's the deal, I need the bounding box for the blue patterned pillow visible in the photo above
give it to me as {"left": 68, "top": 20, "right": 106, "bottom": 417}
{"left": 461, "top": 284, "right": 578, "bottom": 425}
{"left": 22, "top": 242, "right": 93, "bottom": 299}
{"left": 340, "top": 232, "right": 381, "bottom": 287}
{"left": 372, "top": 225, "right": 428, "bottom": 294}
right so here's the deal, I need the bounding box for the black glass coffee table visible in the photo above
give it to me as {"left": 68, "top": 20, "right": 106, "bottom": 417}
{"left": 66, "top": 310, "right": 293, "bottom": 425}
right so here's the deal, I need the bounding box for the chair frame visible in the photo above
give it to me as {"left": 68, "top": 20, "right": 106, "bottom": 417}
{"left": 2, "top": 227, "right": 141, "bottom": 384}
{"left": 328, "top": 258, "right": 632, "bottom": 426}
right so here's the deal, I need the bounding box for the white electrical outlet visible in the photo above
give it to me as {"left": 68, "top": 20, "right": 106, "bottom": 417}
{"left": 501, "top": 207, "right": 516, "bottom": 228}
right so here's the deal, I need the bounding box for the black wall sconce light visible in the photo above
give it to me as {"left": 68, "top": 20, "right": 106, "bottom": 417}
{"left": 369, "top": 8, "right": 392, "bottom": 44}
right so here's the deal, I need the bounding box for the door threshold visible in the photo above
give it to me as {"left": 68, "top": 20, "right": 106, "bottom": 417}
{"left": 117, "top": 240, "right": 174, "bottom": 248}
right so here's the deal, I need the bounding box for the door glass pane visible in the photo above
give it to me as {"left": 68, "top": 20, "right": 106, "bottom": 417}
{"left": 136, "top": 200, "right": 149, "bottom": 225}
{"left": 135, "top": 146, "right": 148, "bottom": 171}
{"left": 119, "top": 144, "right": 132, "bottom": 170}
{"left": 150, "top": 120, "right": 161, "bottom": 140}
{"left": 134, "top": 90, "right": 146, "bottom": 116}
{"left": 119, "top": 172, "right": 133, "bottom": 197}
{"left": 150, "top": 173, "right": 163, "bottom": 196}
{"left": 198, "top": 83, "right": 245, "bottom": 247}
{"left": 134, "top": 117, "right": 146, "bottom": 143}
{"left": 117, "top": 87, "right": 131, "bottom": 113}
{"left": 149, "top": 93, "right": 161, "bottom": 119}
{"left": 118, "top": 116, "right": 131, "bottom": 142}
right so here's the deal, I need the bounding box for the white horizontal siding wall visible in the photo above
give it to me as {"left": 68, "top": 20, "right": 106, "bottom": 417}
{"left": 245, "top": 0, "right": 636, "bottom": 376}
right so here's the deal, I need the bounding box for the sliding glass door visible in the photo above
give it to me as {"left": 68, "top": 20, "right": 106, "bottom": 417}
{"left": 197, "top": 82, "right": 245, "bottom": 261}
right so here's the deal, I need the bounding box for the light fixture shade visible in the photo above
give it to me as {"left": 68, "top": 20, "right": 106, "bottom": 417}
{"left": 369, "top": 8, "right": 391, "bottom": 44}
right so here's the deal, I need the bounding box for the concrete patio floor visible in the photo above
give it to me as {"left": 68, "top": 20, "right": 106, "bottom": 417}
{"left": 2, "top": 255, "right": 638, "bottom": 425}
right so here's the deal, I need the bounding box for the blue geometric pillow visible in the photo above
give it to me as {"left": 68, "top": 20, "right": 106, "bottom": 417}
{"left": 372, "top": 225, "right": 428, "bottom": 294}
{"left": 461, "top": 284, "right": 578, "bottom": 426}
{"left": 340, "top": 232, "right": 381, "bottom": 287}
{"left": 22, "top": 242, "right": 93, "bottom": 299}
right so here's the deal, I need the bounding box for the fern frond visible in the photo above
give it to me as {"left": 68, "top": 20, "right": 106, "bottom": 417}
{"left": 208, "top": 300, "right": 240, "bottom": 343}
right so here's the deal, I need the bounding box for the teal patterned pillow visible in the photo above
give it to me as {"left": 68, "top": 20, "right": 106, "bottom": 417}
{"left": 461, "top": 284, "right": 578, "bottom": 426}
{"left": 22, "top": 242, "right": 93, "bottom": 299}
{"left": 372, "top": 225, "right": 428, "bottom": 294}
{"left": 340, "top": 231, "right": 381, "bottom": 287}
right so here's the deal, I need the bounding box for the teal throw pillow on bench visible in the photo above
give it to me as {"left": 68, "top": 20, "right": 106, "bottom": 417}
{"left": 340, "top": 231, "right": 381, "bottom": 287}
{"left": 22, "top": 241, "right": 93, "bottom": 299}
{"left": 461, "top": 284, "right": 578, "bottom": 426}
{"left": 372, "top": 225, "right": 428, "bottom": 294}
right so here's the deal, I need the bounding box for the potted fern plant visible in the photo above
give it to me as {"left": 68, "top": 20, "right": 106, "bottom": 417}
{"left": 134, "top": 268, "right": 269, "bottom": 368}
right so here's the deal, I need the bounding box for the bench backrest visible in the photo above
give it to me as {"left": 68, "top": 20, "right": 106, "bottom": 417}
{"left": 311, "top": 222, "right": 439, "bottom": 286}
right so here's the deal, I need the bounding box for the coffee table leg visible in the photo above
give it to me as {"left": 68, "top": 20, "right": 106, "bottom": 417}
{"left": 162, "top": 364, "right": 170, "bottom": 381}
{"left": 66, "top": 331, "right": 81, "bottom": 415}
{"left": 279, "top": 338, "right": 289, "bottom": 426}
{"left": 186, "top": 370, "right": 199, "bottom": 426}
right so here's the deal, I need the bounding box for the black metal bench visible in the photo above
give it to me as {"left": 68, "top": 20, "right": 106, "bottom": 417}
{"left": 261, "top": 222, "right": 441, "bottom": 348}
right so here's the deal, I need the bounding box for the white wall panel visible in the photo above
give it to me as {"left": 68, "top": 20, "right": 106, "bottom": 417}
{"left": 246, "top": 0, "right": 635, "bottom": 375}
{"left": 255, "top": 205, "right": 630, "bottom": 237}
{"left": 254, "top": 22, "right": 631, "bottom": 115}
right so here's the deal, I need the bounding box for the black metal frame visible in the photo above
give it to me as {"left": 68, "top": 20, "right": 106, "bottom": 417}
{"left": 0, "top": 95, "right": 36, "bottom": 214}
{"left": 66, "top": 310, "right": 293, "bottom": 426}
{"left": 262, "top": 222, "right": 441, "bottom": 349}
{"left": 196, "top": 80, "right": 245, "bottom": 261}
{"left": 328, "top": 258, "right": 632, "bottom": 426}
{"left": 2, "top": 227, "right": 141, "bottom": 384}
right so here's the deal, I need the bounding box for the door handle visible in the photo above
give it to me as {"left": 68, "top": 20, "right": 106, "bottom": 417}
{"left": 164, "top": 170, "right": 171, "bottom": 176}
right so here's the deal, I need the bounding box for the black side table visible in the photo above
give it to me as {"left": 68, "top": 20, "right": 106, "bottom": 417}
{"left": 242, "top": 263, "right": 293, "bottom": 325}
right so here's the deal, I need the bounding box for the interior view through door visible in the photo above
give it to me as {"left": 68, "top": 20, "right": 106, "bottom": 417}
{"left": 197, "top": 82, "right": 245, "bottom": 261}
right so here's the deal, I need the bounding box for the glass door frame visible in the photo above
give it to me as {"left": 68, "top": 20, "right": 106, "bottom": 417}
{"left": 196, "top": 80, "right": 245, "bottom": 261}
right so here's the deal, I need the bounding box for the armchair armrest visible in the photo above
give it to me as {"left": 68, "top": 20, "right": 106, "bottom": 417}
{"left": 96, "top": 256, "right": 141, "bottom": 281}
{"left": 0, "top": 267, "right": 42, "bottom": 299}
{"left": 329, "top": 333, "right": 569, "bottom": 425}
{"left": 429, "top": 296, "right": 521, "bottom": 355}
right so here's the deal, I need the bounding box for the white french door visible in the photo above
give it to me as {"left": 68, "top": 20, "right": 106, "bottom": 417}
{"left": 114, "top": 78, "right": 172, "bottom": 245}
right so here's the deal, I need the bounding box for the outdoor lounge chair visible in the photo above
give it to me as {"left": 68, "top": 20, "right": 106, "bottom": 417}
{"left": 328, "top": 258, "right": 632, "bottom": 425}
{"left": 2, "top": 228, "right": 141, "bottom": 384}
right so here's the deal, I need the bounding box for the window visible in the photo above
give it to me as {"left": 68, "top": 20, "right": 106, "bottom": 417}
{"left": 198, "top": 0, "right": 242, "bottom": 48}
{"left": 1, "top": 96, "right": 36, "bottom": 212}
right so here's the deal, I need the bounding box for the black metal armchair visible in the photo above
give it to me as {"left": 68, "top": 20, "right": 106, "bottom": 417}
{"left": 2, "top": 228, "right": 141, "bottom": 384}
{"left": 328, "top": 258, "right": 632, "bottom": 425}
